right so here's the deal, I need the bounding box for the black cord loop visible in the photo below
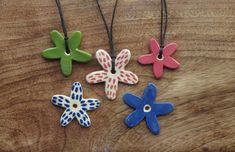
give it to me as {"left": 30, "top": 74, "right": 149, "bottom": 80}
{"left": 95, "top": 0, "right": 118, "bottom": 73}
{"left": 55, "top": 0, "right": 70, "bottom": 54}
{"left": 158, "top": 0, "right": 168, "bottom": 58}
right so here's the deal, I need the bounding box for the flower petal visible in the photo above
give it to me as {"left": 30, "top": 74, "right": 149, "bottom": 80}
{"left": 68, "top": 31, "right": 82, "bottom": 50}
{"left": 60, "top": 109, "right": 76, "bottom": 127}
{"left": 143, "top": 83, "right": 157, "bottom": 104}
{"left": 51, "top": 95, "right": 70, "bottom": 108}
{"left": 115, "top": 49, "right": 131, "bottom": 70}
{"left": 163, "top": 43, "right": 177, "bottom": 56}
{"left": 118, "top": 70, "right": 138, "bottom": 84}
{"left": 96, "top": 49, "right": 112, "bottom": 71}
{"left": 125, "top": 110, "right": 145, "bottom": 127}
{"left": 153, "top": 61, "right": 164, "bottom": 79}
{"left": 71, "top": 49, "right": 92, "bottom": 62}
{"left": 41, "top": 48, "right": 61, "bottom": 59}
{"left": 82, "top": 98, "right": 101, "bottom": 110}
{"left": 152, "top": 102, "right": 174, "bottom": 116}
{"left": 105, "top": 77, "right": 118, "bottom": 100}
{"left": 60, "top": 57, "right": 72, "bottom": 76}
{"left": 76, "top": 111, "right": 91, "bottom": 127}
{"left": 123, "top": 93, "right": 144, "bottom": 109}
{"left": 146, "top": 113, "right": 160, "bottom": 135}
{"left": 86, "top": 71, "right": 108, "bottom": 84}
{"left": 150, "top": 38, "right": 160, "bottom": 55}
{"left": 70, "top": 82, "right": 83, "bottom": 101}
{"left": 51, "top": 30, "right": 64, "bottom": 49}
{"left": 138, "top": 54, "right": 155, "bottom": 64}
{"left": 163, "top": 57, "right": 180, "bottom": 69}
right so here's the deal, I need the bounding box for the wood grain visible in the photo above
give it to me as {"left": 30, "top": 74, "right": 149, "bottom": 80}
{"left": 0, "top": 0, "right": 235, "bottom": 151}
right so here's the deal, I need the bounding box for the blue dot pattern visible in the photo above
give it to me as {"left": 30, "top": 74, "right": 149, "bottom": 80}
{"left": 52, "top": 95, "right": 70, "bottom": 108}
{"left": 70, "top": 82, "right": 83, "bottom": 101}
{"left": 82, "top": 99, "right": 101, "bottom": 110}
{"left": 51, "top": 82, "right": 101, "bottom": 127}
{"left": 60, "top": 110, "right": 75, "bottom": 126}
{"left": 77, "top": 112, "right": 91, "bottom": 127}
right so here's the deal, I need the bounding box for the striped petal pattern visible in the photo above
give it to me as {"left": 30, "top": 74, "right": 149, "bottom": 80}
{"left": 86, "top": 49, "right": 139, "bottom": 100}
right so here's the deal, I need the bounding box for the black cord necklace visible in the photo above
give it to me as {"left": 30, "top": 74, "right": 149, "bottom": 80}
{"left": 95, "top": 0, "right": 118, "bottom": 73}
{"left": 41, "top": 0, "right": 92, "bottom": 76}
{"left": 55, "top": 0, "right": 70, "bottom": 54}
{"left": 138, "top": 0, "right": 180, "bottom": 79}
{"left": 159, "top": 0, "right": 168, "bottom": 58}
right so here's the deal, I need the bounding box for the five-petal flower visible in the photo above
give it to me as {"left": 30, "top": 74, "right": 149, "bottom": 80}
{"left": 86, "top": 49, "right": 138, "bottom": 100}
{"left": 138, "top": 38, "right": 180, "bottom": 79}
{"left": 42, "top": 30, "right": 92, "bottom": 76}
{"left": 52, "top": 82, "right": 100, "bottom": 127}
{"left": 123, "top": 83, "right": 174, "bottom": 135}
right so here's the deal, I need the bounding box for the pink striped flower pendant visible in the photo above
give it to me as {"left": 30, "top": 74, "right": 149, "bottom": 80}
{"left": 138, "top": 38, "right": 180, "bottom": 79}
{"left": 86, "top": 49, "right": 138, "bottom": 100}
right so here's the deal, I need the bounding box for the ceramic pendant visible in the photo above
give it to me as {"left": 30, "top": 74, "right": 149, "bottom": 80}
{"left": 123, "top": 83, "right": 174, "bottom": 135}
{"left": 42, "top": 30, "right": 92, "bottom": 76}
{"left": 86, "top": 49, "right": 138, "bottom": 100}
{"left": 52, "top": 82, "right": 100, "bottom": 127}
{"left": 138, "top": 38, "right": 180, "bottom": 79}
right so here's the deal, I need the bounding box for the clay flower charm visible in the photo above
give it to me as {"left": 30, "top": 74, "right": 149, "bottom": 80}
{"left": 123, "top": 83, "right": 174, "bottom": 135}
{"left": 42, "top": 30, "right": 92, "bottom": 76}
{"left": 138, "top": 38, "right": 180, "bottom": 79}
{"left": 86, "top": 49, "right": 138, "bottom": 100}
{"left": 52, "top": 82, "right": 100, "bottom": 127}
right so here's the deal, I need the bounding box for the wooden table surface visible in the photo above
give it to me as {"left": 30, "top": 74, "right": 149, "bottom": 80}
{"left": 0, "top": 0, "right": 235, "bottom": 151}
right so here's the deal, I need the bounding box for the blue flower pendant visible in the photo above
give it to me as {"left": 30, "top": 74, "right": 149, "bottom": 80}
{"left": 52, "top": 82, "right": 100, "bottom": 127}
{"left": 123, "top": 83, "right": 174, "bottom": 135}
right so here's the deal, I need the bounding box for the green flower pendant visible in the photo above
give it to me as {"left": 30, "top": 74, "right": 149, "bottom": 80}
{"left": 42, "top": 30, "right": 92, "bottom": 76}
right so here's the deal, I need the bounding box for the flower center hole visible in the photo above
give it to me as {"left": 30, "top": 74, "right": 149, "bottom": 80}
{"left": 143, "top": 104, "right": 151, "bottom": 112}
{"left": 64, "top": 51, "right": 71, "bottom": 56}
{"left": 73, "top": 104, "right": 78, "bottom": 108}
{"left": 145, "top": 105, "right": 150, "bottom": 110}
{"left": 111, "top": 69, "right": 116, "bottom": 74}
{"left": 157, "top": 54, "right": 164, "bottom": 61}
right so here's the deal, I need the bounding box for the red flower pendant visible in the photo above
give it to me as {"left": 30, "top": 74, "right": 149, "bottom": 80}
{"left": 138, "top": 38, "right": 180, "bottom": 79}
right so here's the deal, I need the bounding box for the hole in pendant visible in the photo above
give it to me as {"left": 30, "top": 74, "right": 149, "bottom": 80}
{"left": 72, "top": 104, "right": 78, "bottom": 108}
{"left": 143, "top": 104, "right": 151, "bottom": 112}
{"left": 111, "top": 60, "right": 116, "bottom": 74}
{"left": 64, "top": 38, "right": 71, "bottom": 55}
{"left": 157, "top": 54, "right": 164, "bottom": 61}
{"left": 111, "top": 69, "right": 116, "bottom": 74}
{"left": 64, "top": 50, "right": 71, "bottom": 56}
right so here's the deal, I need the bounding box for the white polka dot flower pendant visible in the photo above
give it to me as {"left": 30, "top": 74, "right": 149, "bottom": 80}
{"left": 86, "top": 49, "right": 139, "bottom": 100}
{"left": 52, "top": 82, "right": 100, "bottom": 127}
